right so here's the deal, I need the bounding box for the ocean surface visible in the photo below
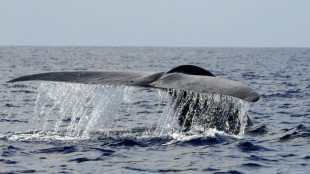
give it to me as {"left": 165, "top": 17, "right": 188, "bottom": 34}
{"left": 0, "top": 46, "right": 309, "bottom": 174}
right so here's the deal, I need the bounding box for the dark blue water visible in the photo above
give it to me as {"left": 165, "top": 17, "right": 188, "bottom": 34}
{"left": 1, "top": 47, "right": 310, "bottom": 173}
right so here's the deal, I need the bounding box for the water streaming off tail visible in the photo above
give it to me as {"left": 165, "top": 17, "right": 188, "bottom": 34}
{"left": 29, "top": 82, "right": 168, "bottom": 139}
{"left": 155, "top": 89, "right": 251, "bottom": 136}
{"left": 24, "top": 82, "right": 251, "bottom": 140}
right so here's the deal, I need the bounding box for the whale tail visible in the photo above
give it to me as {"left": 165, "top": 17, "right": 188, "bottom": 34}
{"left": 7, "top": 65, "right": 259, "bottom": 102}
{"left": 7, "top": 65, "right": 259, "bottom": 135}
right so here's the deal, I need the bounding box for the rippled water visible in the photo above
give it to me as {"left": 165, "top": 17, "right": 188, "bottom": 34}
{"left": 0, "top": 47, "right": 309, "bottom": 173}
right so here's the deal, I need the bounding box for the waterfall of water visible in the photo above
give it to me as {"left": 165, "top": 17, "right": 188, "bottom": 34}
{"left": 30, "top": 82, "right": 251, "bottom": 139}
{"left": 154, "top": 89, "right": 251, "bottom": 136}
{"left": 32, "top": 82, "right": 135, "bottom": 138}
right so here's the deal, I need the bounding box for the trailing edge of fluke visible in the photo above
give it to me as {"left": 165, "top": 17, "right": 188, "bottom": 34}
{"left": 7, "top": 65, "right": 260, "bottom": 102}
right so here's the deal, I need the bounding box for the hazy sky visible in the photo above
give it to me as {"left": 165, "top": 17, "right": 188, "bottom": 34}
{"left": 1, "top": 0, "right": 310, "bottom": 47}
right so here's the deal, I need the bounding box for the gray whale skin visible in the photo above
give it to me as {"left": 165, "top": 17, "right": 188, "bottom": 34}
{"left": 8, "top": 65, "right": 259, "bottom": 102}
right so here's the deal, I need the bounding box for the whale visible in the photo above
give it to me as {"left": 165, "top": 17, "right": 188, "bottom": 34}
{"left": 8, "top": 65, "right": 259, "bottom": 102}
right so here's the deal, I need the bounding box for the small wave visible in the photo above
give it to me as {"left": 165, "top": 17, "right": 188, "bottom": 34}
{"left": 304, "top": 156, "right": 310, "bottom": 160}
{"left": 202, "top": 168, "right": 219, "bottom": 172}
{"left": 174, "top": 136, "right": 219, "bottom": 146}
{"left": 5, "top": 170, "right": 37, "bottom": 173}
{"left": 108, "top": 139, "right": 146, "bottom": 147}
{"left": 37, "top": 146, "right": 77, "bottom": 154}
{"left": 237, "top": 142, "right": 268, "bottom": 152}
{"left": 68, "top": 157, "right": 99, "bottom": 163}
{"left": 163, "top": 128, "right": 240, "bottom": 146}
{"left": 261, "top": 89, "right": 302, "bottom": 99}
{"left": 0, "top": 159, "right": 17, "bottom": 164}
{"left": 10, "top": 90, "right": 36, "bottom": 94}
{"left": 88, "top": 148, "right": 114, "bottom": 156}
{"left": 0, "top": 119, "right": 28, "bottom": 123}
{"left": 213, "top": 170, "right": 244, "bottom": 174}
{"left": 247, "top": 155, "right": 278, "bottom": 162}
{"left": 3, "top": 103, "right": 21, "bottom": 108}
{"left": 10, "top": 84, "right": 29, "bottom": 88}
{"left": 278, "top": 124, "right": 310, "bottom": 142}
{"left": 246, "top": 124, "right": 268, "bottom": 135}
{"left": 241, "top": 163, "right": 263, "bottom": 168}
{"left": 1, "top": 145, "right": 22, "bottom": 157}
{"left": 123, "top": 166, "right": 198, "bottom": 173}
{"left": 280, "top": 154, "right": 297, "bottom": 158}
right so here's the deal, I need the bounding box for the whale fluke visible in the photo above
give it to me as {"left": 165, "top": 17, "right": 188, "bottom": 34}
{"left": 7, "top": 65, "right": 259, "bottom": 102}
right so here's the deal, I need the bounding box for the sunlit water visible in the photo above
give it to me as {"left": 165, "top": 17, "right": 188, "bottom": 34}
{"left": 1, "top": 47, "right": 309, "bottom": 173}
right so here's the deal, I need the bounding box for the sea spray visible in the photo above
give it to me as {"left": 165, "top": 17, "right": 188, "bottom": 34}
{"left": 154, "top": 89, "right": 251, "bottom": 136}
{"left": 29, "top": 82, "right": 251, "bottom": 140}
{"left": 31, "top": 82, "right": 136, "bottom": 137}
